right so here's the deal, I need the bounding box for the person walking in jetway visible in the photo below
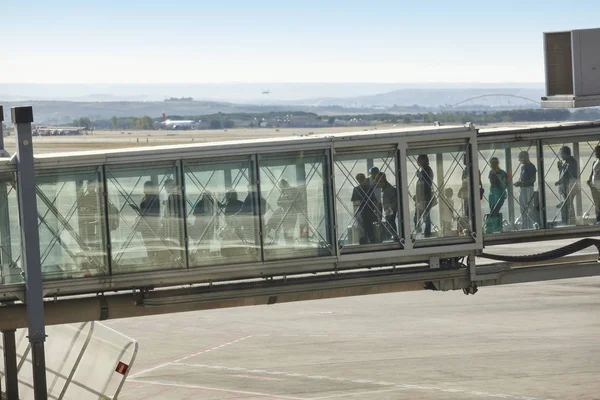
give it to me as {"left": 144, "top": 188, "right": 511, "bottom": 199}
{"left": 276, "top": 179, "right": 307, "bottom": 244}
{"left": 351, "top": 173, "right": 378, "bottom": 244}
{"left": 223, "top": 189, "right": 244, "bottom": 216}
{"left": 555, "top": 146, "right": 578, "bottom": 226}
{"left": 367, "top": 167, "right": 382, "bottom": 214}
{"left": 587, "top": 145, "right": 600, "bottom": 224}
{"left": 137, "top": 181, "right": 161, "bottom": 262}
{"left": 375, "top": 172, "right": 398, "bottom": 241}
{"left": 78, "top": 181, "right": 103, "bottom": 246}
{"left": 486, "top": 157, "right": 508, "bottom": 233}
{"left": 440, "top": 187, "right": 455, "bottom": 236}
{"left": 514, "top": 151, "right": 538, "bottom": 230}
{"left": 458, "top": 153, "right": 483, "bottom": 233}
{"left": 192, "top": 190, "right": 218, "bottom": 240}
{"left": 414, "top": 155, "right": 434, "bottom": 238}
{"left": 163, "top": 179, "right": 184, "bottom": 250}
{"left": 239, "top": 184, "right": 267, "bottom": 216}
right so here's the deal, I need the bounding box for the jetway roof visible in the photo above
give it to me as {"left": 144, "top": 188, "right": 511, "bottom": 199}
{"left": 21, "top": 125, "right": 474, "bottom": 169}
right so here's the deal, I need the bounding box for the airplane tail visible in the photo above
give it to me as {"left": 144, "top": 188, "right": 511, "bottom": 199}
{"left": 162, "top": 112, "right": 166, "bottom": 122}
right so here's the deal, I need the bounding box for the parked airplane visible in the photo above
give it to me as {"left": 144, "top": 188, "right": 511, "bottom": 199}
{"left": 159, "top": 112, "right": 197, "bottom": 130}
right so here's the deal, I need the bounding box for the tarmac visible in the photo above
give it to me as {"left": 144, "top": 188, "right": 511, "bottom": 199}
{"left": 108, "top": 275, "right": 600, "bottom": 400}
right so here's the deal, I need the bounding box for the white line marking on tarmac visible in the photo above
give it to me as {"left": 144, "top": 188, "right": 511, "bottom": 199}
{"left": 174, "top": 335, "right": 252, "bottom": 363}
{"left": 129, "top": 379, "right": 307, "bottom": 400}
{"left": 130, "top": 335, "right": 252, "bottom": 378}
{"left": 170, "top": 362, "right": 552, "bottom": 400}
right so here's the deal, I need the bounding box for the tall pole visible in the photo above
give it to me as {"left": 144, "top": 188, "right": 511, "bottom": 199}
{"left": 12, "top": 106, "right": 48, "bottom": 399}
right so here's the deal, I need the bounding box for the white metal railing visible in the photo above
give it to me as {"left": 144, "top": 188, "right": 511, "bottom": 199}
{"left": 0, "top": 322, "right": 137, "bottom": 400}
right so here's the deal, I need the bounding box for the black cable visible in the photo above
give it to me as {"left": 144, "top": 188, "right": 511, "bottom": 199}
{"left": 480, "top": 238, "right": 600, "bottom": 263}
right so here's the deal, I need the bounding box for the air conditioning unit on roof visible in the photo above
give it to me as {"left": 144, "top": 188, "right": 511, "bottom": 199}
{"left": 541, "top": 27, "right": 600, "bottom": 108}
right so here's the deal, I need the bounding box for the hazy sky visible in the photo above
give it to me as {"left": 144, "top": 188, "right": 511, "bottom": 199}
{"left": 2, "top": 0, "right": 598, "bottom": 84}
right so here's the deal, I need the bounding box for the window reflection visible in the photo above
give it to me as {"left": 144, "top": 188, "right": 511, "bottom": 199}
{"left": 184, "top": 158, "right": 261, "bottom": 266}
{"left": 259, "top": 152, "right": 332, "bottom": 260}
{"left": 36, "top": 168, "right": 108, "bottom": 280}
{"left": 479, "top": 143, "right": 540, "bottom": 232}
{"left": 0, "top": 174, "right": 21, "bottom": 285}
{"left": 406, "top": 145, "right": 473, "bottom": 241}
{"left": 586, "top": 143, "right": 600, "bottom": 224}
{"left": 334, "top": 151, "right": 399, "bottom": 250}
{"left": 543, "top": 139, "right": 600, "bottom": 227}
{"left": 106, "top": 164, "right": 185, "bottom": 273}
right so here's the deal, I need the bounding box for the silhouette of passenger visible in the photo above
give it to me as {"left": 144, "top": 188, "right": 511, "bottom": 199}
{"left": 138, "top": 181, "right": 160, "bottom": 261}
{"left": 163, "top": 179, "right": 183, "bottom": 247}
{"left": 78, "top": 181, "right": 103, "bottom": 247}
{"left": 587, "top": 145, "right": 600, "bottom": 224}
{"left": 555, "top": 146, "right": 577, "bottom": 225}
{"left": 375, "top": 172, "right": 397, "bottom": 240}
{"left": 514, "top": 151, "right": 538, "bottom": 229}
{"left": 223, "top": 189, "right": 244, "bottom": 216}
{"left": 351, "top": 173, "right": 378, "bottom": 244}
{"left": 440, "top": 187, "right": 454, "bottom": 236}
{"left": 277, "top": 179, "right": 306, "bottom": 243}
{"left": 368, "top": 167, "right": 382, "bottom": 212}
{"left": 487, "top": 157, "right": 508, "bottom": 233}
{"left": 192, "top": 190, "right": 218, "bottom": 241}
{"left": 415, "top": 155, "right": 434, "bottom": 237}
{"left": 240, "top": 184, "right": 267, "bottom": 216}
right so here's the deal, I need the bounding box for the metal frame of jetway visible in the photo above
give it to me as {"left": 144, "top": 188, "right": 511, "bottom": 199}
{"left": 0, "top": 106, "right": 599, "bottom": 398}
{"left": 0, "top": 113, "right": 598, "bottom": 307}
{"left": 0, "top": 118, "right": 485, "bottom": 301}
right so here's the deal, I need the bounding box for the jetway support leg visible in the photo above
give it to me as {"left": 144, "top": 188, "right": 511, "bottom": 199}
{"left": 12, "top": 107, "right": 48, "bottom": 400}
{"left": 2, "top": 329, "right": 19, "bottom": 400}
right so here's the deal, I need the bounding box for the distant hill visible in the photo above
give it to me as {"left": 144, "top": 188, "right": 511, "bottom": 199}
{"left": 0, "top": 82, "right": 544, "bottom": 103}
{"left": 0, "top": 100, "right": 331, "bottom": 124}
{"left": 0, "top": 86, "right": 547, "bottom": 124}
{"left": 288, "top": 88, "right": 545, "bottom": 108}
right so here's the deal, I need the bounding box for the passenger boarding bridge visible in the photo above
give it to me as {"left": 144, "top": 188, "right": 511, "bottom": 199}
{"left": 0, "top": 108, "right": 599, "bottom": 332}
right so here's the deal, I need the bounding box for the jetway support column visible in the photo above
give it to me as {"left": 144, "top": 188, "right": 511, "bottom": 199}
{"left": 2, "top": 329, "right": 19, "bottom": 400}
{"left": 12, "top": 106, "right": 48, "bottom": 400}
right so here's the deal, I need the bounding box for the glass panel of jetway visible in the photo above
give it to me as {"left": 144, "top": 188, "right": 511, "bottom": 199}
{"left": 258, "top": 151, "right": 333, "bottom": 261}
{"left": 587, "top": 143, "right": 600, "bottom": 224}
{"left": 184, "top": 156, "right": 261, "bottom": 266}
{"left": 542, "top": 137, "right": 600, "bottom": 228}
{"left": 334, "top": 149, "right": 401, "bottom": 252}
{"left": 106, "top": 163, "right": 186, "bottom": 273}
{"left": 478, "top": 141, "right": 542, "bottom": 233}
{"left": 405, "top": 144, "right": 474, "bottom": 243}
{"left": 36, "top": 168, "right": 109, "bottom": 280}
{"left": 0, "top": 173, "right": 22, "bottom": 285}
